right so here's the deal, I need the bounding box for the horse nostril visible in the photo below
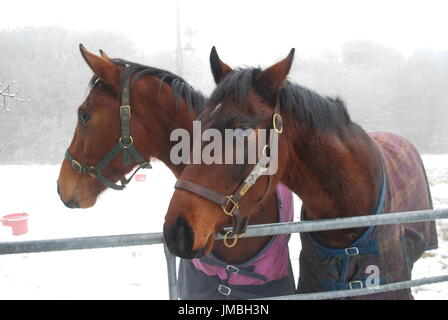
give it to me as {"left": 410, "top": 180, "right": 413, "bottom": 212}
{"left": 63, "top": 199, "right": 80, "bottom": 209}
{"left": 164, "top": 217, "right": 195, "bottom": 258}
{"left": 177, "top": 218, "right": 194, "bottom": 253}
{"left": 57, "top": 183, "right": 79, "bottom": 208}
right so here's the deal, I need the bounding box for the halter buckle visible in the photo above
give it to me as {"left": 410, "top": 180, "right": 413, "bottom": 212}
{"left": 221, "top": 195, "right": 239, "bottom": 216}
{"left": 120, "top": 105, "right": 131, "bottom": 120}
{"left": 71, "top": 159, "right": 82, "bottom": 173}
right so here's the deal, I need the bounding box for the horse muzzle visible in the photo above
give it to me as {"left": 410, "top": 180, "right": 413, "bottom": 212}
{"left": 163, "top": 217, "right": 206, "bottom": 259}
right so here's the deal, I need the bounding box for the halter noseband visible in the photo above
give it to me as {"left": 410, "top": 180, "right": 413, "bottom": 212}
{"left": 175, "top": 104, "right": 283, "bottom": 248}
{"left": 65, "top": 65, "right": 152, "bottom": 190}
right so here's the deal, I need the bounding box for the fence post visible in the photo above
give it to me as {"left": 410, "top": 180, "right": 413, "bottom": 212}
{"left": 163, "top": 242, "right": 178, "bottom": 300}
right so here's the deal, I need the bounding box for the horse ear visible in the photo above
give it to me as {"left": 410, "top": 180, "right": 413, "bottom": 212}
{"left": 210, "top": 46, "right": 233, "bottom": 84}
{"left": 79, "top": 44, "right": 120, "bottom": 89}
{"left": 255, "top": 48, "right": 295, "bottom": 105}
{"left": 99, "top": 49, "right": 112, "bottom": 61}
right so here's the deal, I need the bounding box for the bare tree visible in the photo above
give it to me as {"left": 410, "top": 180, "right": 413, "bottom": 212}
{"left": 0, "top": 81, "right": 30, "bottom": 111}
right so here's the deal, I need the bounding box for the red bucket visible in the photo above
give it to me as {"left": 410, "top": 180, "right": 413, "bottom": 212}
{"left": 134, "top": 174, "right": 146, "bottom": 182}
{"left": 1, "top": 213, "right": 29, "bottom": 236}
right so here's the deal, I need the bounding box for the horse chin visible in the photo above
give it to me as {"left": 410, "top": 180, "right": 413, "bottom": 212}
{"left": 72, "top": 184, "right": 102, "bottom": 209}
{"left": 61, "top": 187, "right": 100, "bottom": 209}
{"left": 77, "top": 196, "right": 98, "bottom": 209}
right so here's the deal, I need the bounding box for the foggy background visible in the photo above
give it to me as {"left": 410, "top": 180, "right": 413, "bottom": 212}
{"left": 1, "top": 0, "right": 448, "bottom": 164}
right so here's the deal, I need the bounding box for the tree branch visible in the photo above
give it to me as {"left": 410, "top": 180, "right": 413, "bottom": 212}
{"left": 0, "top": 81, "right": 30, "bottom": 111}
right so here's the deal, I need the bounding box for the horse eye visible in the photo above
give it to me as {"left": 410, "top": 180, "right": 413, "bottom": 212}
{"left": 78, "top": 110, "right": 91, "bottom": 124}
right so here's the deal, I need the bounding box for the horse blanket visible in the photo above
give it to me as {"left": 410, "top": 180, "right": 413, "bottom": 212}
{"left": 297, "top": 132, "right": 438, "bottom": 300}
{"left": 177, "top": 183, "right": 296, "bottom": 300}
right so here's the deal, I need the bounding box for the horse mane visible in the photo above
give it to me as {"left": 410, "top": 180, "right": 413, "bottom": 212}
{"left": 281, "top": 82, "right": 351, "bottom": 129}
{"left": 88, "top": 58, "right": 206, "bottom": 115}
{"left": 208, "top": 67, "right": 351, "bottom": 130}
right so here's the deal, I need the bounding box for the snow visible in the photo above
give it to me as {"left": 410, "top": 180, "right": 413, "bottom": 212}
{"left": 0, "top": 155, "right": 447, "bottom": 299}
{"left": 0, "top": 162, "right": 174, "bottom": 299}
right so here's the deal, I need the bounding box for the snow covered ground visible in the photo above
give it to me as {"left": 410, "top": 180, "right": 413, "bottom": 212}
{"left": 0, "top": 155, "right": 447, "bottom": 300}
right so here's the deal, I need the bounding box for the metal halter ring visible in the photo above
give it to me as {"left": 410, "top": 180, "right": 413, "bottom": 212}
{"left": 272, "top": 113, "right": 283, "bottom": 134}
{"left": 223, "top": 230, "right": 246, "bottom": 248}
{"left": 119, "top": 136, "right": 134, "bottom": 148}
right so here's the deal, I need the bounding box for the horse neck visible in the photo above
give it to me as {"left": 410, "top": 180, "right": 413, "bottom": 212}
{"left": 282, "top": 119, "right": 382, "bottom": 248}
{"left": 133, "top": 77, "right": 198, "bottom": 178}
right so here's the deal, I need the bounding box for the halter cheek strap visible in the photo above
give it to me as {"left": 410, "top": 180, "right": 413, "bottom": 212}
{"left": 65, "top": 65, "right": 151, "bottom": 190}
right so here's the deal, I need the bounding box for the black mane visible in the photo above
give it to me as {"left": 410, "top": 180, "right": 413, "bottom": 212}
{"left": 88, "top": 58, "right": 206, "bottom": 115}
{"left": 281, "top": 82, "right": 351, "bottom": 129}
{"left": 208, "top": 68, "right": 351, "bottom": 130}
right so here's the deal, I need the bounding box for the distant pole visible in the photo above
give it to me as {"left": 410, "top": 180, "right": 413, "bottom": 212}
{"left": 175, "top": 0, "right": 183, "bottom": 76}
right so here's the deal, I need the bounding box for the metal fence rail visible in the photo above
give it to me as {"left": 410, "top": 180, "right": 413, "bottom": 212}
{"left": 219, "top": 207, "right": 448, "bottom": 239}
{"left": 258, "top": 275, "right": 448, "bottom": 300}
{"left": 2, "top": 208, "right": 447, "bottom": 255}
{"left": 0, "top": 207, "right": 447, "bottom": 300}
{"left": 0, "top": 232, "right": 164, "bottom": 255}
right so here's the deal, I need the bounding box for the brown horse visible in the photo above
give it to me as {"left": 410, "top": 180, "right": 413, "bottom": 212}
{"left": 164, "top": 48, "right": 438, "bottom": 299}
{"left": 56, "top": 45, "right": 296, "bottom": 299}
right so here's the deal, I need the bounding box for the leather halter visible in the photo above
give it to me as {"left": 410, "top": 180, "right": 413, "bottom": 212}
{"left": 65, "top": 65, "right": 152, "bottom": 190}
{"left": 175, "top": 104, "right": 283, "bottom": 248}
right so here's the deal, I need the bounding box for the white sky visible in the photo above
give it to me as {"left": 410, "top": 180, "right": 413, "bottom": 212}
{"left": 1, "top": 0, "right": 448, "bottom": 65}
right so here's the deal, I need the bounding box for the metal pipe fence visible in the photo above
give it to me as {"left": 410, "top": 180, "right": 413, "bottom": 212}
{"left": 0, "top": 207, "right": 447, "bottom": 300}
{"left": 259, "top": 275, "right": 448, "bottom": 300}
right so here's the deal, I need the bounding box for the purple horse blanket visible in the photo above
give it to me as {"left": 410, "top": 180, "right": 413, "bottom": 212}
{"left": 298, "top": 132, "right": 438, "bottom": 300}
{"left": 177, "top": 183, "right": 295, "bottom": 299}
